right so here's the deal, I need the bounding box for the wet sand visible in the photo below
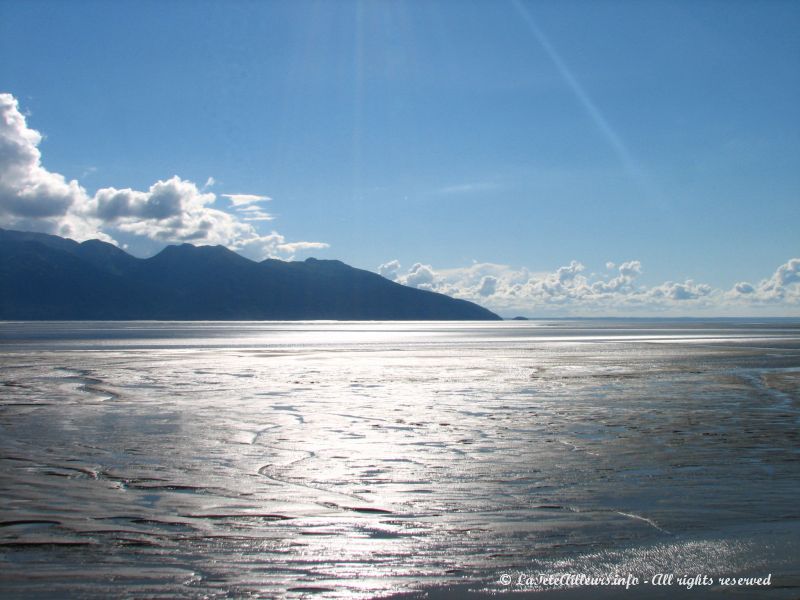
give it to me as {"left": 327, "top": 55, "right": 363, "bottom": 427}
{"left": 1, "top": 320, "right": 799, "bottom": 598}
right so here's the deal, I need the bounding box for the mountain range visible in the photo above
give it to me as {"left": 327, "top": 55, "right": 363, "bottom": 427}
{"left": 0, "top": 228, "right": 500, "bottom": 320}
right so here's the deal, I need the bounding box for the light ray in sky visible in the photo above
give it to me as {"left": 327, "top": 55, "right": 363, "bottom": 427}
{"left": 511, "top": 0, "right": 657, "bottom": 201}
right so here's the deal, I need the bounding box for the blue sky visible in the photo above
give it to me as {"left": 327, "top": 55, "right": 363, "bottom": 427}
{"left": 1, "top": 0, "right": 798, "bottom": 315}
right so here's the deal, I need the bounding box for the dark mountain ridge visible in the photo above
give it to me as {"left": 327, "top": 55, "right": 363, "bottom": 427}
{"left": 0, "top": 228, "right": 501, "bottom": 320}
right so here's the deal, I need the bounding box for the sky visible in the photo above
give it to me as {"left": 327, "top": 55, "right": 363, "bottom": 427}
{"left": 1, "top": 0, "right": 798, "bottom": 316}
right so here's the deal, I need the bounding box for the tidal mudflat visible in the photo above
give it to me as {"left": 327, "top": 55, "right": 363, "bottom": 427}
{"left": 1, "top": 320, "right": 799, "bottom": 598}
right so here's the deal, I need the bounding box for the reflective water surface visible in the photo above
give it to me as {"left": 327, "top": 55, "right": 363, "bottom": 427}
{"left": 1, "top": 320, "right": 799, "bottom": 598}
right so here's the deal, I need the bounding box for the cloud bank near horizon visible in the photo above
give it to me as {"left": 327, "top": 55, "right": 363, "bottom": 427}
{"left": 378, "top": 258, "right": 800, "bottom": 316}
{"left": 0, "top": 93, "right": 327, "bottom": 259}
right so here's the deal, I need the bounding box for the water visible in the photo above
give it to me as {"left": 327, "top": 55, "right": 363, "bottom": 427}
{"left": 1, "top": 320, "right": 799, "bottom": 598}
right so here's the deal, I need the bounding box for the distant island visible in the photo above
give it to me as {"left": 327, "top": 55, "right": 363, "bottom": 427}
{"left": 0, "top": 228, "right": 500, "bottom": 321}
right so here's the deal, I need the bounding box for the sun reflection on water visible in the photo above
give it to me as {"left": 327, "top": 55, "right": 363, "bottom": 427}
{"left": 1, "top": 321, "right": 799, "bottom": 597}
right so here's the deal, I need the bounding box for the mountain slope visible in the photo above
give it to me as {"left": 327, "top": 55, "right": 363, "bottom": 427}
{"left": 0, "top": 228, "right": 501, "bottom": 320}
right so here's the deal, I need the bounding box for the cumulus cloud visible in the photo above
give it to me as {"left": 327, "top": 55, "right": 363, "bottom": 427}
{"left": 0, "top": 92, "right": 325, "bottom": 258}
{"left": 0, "top": 93, "right": 109, "bottom": 241}
{"left": 763, "top": 258, "right": 800, "bottom": 293}
{"left": 649, "top": 280, "right": 712, "bottom": 301}
{"left": 385, "top": 260, "right": 535, "bottom": 302}
{"left": 556, "top": 260, "right": 584, "bottom": 283}
{"left": 91, "top": 177, "right": 215, "bottom": 221}
{"left": 382, "top": 257, "right": 800, "bottom": 315}
{"left": 0, "top": 94, "right": 75, "bottom": 218}
{"left": 591, "top": 260, "right": 642, "bottom": 294}
{"left": 403, "top": 263, "right": 437, "bottom": 290}
{"left": 728, "top": 258, "right": 800, "bottom": 305}
{"left": 618, "top": 260, "right": 642, "bottom": 278}
{"left": 378, "top": 260, "right": 401, "bottom": 281}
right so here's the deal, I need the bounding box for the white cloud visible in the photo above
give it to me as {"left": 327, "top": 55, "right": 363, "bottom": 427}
{"left": 648, "top": 280, "right": 712, "bottom": 302}
{"left": 89, "top": 177, "right": 278, "bottom": 248}
{"left": 91, "top": 177, "right": 215, "bottom": 221}
{"left": 403, "top": 263, "right": 437, "bottom": 290}
{"left": 763, "top": 258, "right": 800, "bottom": 294}
{"left": 728, "top": 258, "right": 800, "bottom": 305}
{"left": 377, "top": 259, "right": 401, "bottom": 281}
{"left": 0, "top": 92, "right": 110, "bottom": 242}
{"left": 222, "top": 193, "right": 271, "bottom": 206}
{"left": 0, "top": 93, "right": 325, "bottom": 259}
{"left": 556, "top": 260, "right": 584, "bottom": 283}
{"left": 234, "top": 204, "right": 275, "bottom": 221}
{"left": 241, "top": 214, "right": 275, "bottom": 222}
{"left": 385, "top": 260, "right": 535, "bottom": 302}
{"left": 235, "top": 232, "right": 329, "bottom": 261}
{"left": 591, "top": 260, "right": 642, "bottom": 294}
{"left": 277, "top": 240, "right": 330, "bottom": 255}
{"left": 618, "top": 260, "right": 642, "bottom": 278}
{"left": 382, "top": 257, "right": 800, "bottom": 316}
